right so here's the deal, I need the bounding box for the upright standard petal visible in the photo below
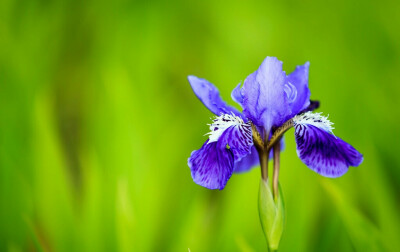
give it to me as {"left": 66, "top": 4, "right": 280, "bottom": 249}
{"left": 286, "top": 62, "right": 311, "bottom": 116}
{"left": 188, "top": 141, "right": 234, "bottom": 190}
{"left": 242, "top": 57, "right": 290, "bottom": 132}
{"left": 231, "top": 82, "right": 244, "bottom": 108}
{"left": 293, "top": 112, "right": 363, "bottom": 177}
{"left": 188, "top": 75, "right": 241, "bottom": 116}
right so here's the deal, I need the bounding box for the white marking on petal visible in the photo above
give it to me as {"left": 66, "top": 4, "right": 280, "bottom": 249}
{"left": 206, "top": 113, "right": 250, "bottom": 143}
{"left": 293, "top": 112, "right": 335, "bottom": 135}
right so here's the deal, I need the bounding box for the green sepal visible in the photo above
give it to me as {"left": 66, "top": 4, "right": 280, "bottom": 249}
{"left": 258, "top": 179, "right": 285, "bottom": 251}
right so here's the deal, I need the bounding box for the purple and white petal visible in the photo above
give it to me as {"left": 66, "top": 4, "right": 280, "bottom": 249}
{"left": 188, "top": 140, "right": 235, "bottom": 190}
{"left": 188, "top": 75, "right": 241, "bottom": 116}
{"left": 242, "top": 57, "right": 290, "bottom": 132}
{"left": 293, "top": 112, "right": 363, "bottom": 177}
{"left": 188, "top": 113, "right": 255, "bottom": 189}
{"left": 286, "top": 62, "right": 311, "bottom": 116}
{"left": 207, "top": 113, "right": 253, "bottom": 161}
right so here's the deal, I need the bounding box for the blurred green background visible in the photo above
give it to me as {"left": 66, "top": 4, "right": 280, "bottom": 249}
{"left": 1, "top": 0, "right": 400, "bottom": 251}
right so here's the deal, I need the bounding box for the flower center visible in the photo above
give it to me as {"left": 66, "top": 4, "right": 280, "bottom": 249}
{"left": 206, "top": 113, "right": 249, "bottom": 143}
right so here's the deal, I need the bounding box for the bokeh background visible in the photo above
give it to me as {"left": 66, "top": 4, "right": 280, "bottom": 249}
{"left": 1, "top": 0, "right": 400, "bottom": 251}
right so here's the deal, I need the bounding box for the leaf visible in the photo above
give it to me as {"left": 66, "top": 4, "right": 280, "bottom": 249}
{"left": 321, "top": 180, "right": 386, "bottom": 252}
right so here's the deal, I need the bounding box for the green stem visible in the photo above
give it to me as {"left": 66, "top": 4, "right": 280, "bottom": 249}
{"left": 272, "top": 140, "right": 281, "bottom": 201}
{"left": 252, "top": 123, "right": 269, "bottom": 181}
{"left": 259, "top": 149, "right": 269, "bottom": 182}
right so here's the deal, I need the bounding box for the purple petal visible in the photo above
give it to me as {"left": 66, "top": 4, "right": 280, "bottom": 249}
{"left": 231, "top": 82, "right": 244, "bottom": 108}
{"left": 286, "top": 62, "right": 311, "bottom": 116}
{"left": 233, "top": 146, "right": 259, "bottom": 173}
{"left": 295, "top": 124, "right": 363, "bottom": 178}
{"left": 216, "top": 122, "right": 253, "bottom": 162}
{"left": 284, "top": 82, "right": 298, "bottom": 105}
{"left": 188, "top": 141, "right": 234, "bottom": 190}
{"left": 188, "top": 75, "right": 241, "bottom": 116}
{"left": 242, "top": 57, "right": 290, "bottom": 132}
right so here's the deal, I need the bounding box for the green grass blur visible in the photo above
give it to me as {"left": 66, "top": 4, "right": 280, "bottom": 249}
{"left": 1, "top": 0, "right": 400, "bottom": 251}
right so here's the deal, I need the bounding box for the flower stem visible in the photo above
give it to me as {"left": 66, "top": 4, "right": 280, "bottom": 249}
{"left": 272, "top": 140, "right": 281, "bottom": 201}
{"left": 260, "top": 150, "right": 269, "bottom": 182}
{"left": 251, "top": 123, "right": 269, "bottom": 181}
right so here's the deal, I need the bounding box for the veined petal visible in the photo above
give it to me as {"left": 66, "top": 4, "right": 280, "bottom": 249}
{"left": 188, "top": 113, "right": 254, "bottom": 190}
{"left": 293, "top": 112, "right": 363, "bottom": 177}
{"left": 207, "top": 113, "right": 253, "bottom": 161}
{"left": 188, "top": 75, "right": 241, "bottom": 116}
{"left": 286, "top": 62, "right": 311, "bottom": 116}
{"left": 188, "top": 141, "right": 234, "bottom": 190}
{"left": 242, "top": 57, "right": 290, "bottom": 132}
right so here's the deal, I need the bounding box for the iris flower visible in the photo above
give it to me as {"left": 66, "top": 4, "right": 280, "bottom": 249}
{"left": 187, "top": 56, "right": 363, "bottom": 190}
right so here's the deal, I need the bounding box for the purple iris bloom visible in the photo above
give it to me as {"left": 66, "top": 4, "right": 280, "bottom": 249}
{"left": 188, "top": 57, "right": 363, "bottom": 190}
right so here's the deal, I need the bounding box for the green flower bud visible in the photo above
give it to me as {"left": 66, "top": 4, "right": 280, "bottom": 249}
{"left": 258, "top": 179, "right": 285, "bottom": 251}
